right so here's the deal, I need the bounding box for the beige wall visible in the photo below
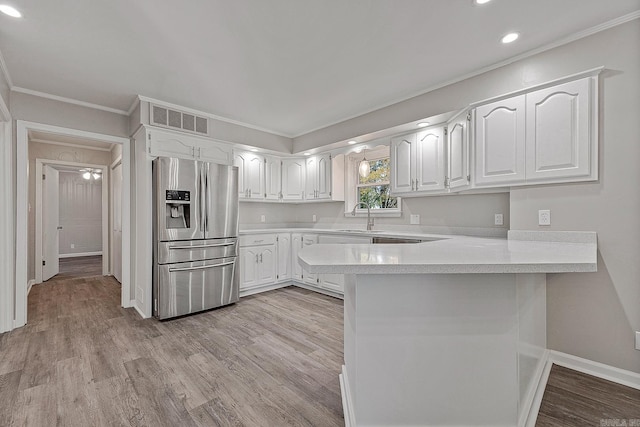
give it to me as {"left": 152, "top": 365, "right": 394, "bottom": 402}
{"left": 0, "top": 69, "right": 9, "bottom": 113}
{"left": 27, "top": 142, "right": 111, "bottom": 281}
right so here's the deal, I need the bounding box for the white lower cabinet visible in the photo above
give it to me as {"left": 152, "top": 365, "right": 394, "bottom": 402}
{"left": 276, "top": 233, "right": 291, "bottom": 282}
{"left": 301, "top": 234, "right": 319, "bottom": 286}
{"left": 291, "top": 233, "right": 303, "bottom": 281}
{"left": 239, "top": 234, "right": 277, "bottom": 294}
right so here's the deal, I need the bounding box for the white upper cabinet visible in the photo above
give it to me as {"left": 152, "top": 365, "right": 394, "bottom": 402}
{"left": 147, "top": 128, "right": 233, "bottom": 165}
{"left": 305, "top": 154, "right": 332, "bottom": 200}
{"left": 390, "top": 134, "right": 414, "bottom": 194}
{"left": 390, "top": 125, "right": 446, "bottom": 195}
{"left": 234, "top": 152, "right": 265, "bottom": 199}
{"left": 415, "top": 126, "right": 446, "bottom": 192}
{"left": 525, "top": 77, "right": 595, "bottom": 182}
{"left": 473, "top": 75, "right": 597, "bottom": 188}
{"left": 282, "top": 158, "right": 306, "bottom": 200}
{"left": 265, "top": 156, "right": 282, "bottom": 200}
{"left": 446, "top": 110, "right": 471, "bottom": 191}
{"left": 474, "top": 95, "right": 527, "bottom": 187}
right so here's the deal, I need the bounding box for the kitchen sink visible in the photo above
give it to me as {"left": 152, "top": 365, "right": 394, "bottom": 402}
{"left": 371, "top": 236, "right": 423, "bottom": 244}
{"left": 337, "top": 229, "right": 384, "bottom": 233}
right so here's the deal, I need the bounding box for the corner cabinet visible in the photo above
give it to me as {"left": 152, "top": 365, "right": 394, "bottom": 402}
{"left": 473, "top": 75, "right": 597, "bottom": 188}
{"left": 276, "top": 233, "right": 291, "bottom": 282}
{"left": 234, "top": 152, "right": 266, "bottom": 199}
{"left": 146, "top": 127, "right": 233, "bottom": 165}
{"left": 239, "top": 234, "right": 277, "bottom": 294}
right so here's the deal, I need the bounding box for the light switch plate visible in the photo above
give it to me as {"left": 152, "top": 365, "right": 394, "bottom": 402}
{"left": 312, "top": 214, "right": 317, "bottom": 222}
{"left": 538, "top": 210, "right": 551, "bottom": 226}
{"left": 494, "top": 214, "right": 504, "bottom": 226}
{"left": 410, "top": 214, "right": 420, "bottom": 225}
{"left": 260, "top": 215, "right": 266, "bottom": 223}
{"left": 635, "top": 331, "right": 640, "bottom": 350}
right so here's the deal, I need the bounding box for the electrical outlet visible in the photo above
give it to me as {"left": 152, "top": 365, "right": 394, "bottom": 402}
{"left": 70, "top": 243, "right": 75, "bottom": 249}
{"left": 260, "top": 215, "right": 266, "bottom": 223}
{"left": 410, "top": 214, "right": 420, "bottom": 225}
{"left": 538, "top": 210, "right": 551, "bottom": 226}
{"left": 635, "top": 331, "right": 640, "bottom": 350}
{"left": 312, "top": 214, "right": 317, "bottom": 222}
{"left": 494, "top": 214, "right": 504, "bottom": 226}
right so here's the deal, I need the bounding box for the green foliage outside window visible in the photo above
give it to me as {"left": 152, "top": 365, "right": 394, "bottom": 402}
{"left": 357, "top": 158, "right": 398, "bottom": 209}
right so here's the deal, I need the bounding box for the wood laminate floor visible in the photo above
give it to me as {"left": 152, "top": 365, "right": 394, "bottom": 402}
{"left": 1, "top": 275, "right": 638, "bottom": 426}
{"left": 50, "top": 255, "right": 103, "bottom": 281}
{"left": 0, "top": 278, "right": 344, "bottom": 426}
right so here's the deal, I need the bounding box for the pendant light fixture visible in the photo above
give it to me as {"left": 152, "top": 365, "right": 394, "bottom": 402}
{"left": 358, "top": 149, "right": 370, "bottom": 178}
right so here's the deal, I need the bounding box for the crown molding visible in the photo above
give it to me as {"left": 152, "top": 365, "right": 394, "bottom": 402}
{"left": 11, "top": 87, "right": 129, "bottom": 116}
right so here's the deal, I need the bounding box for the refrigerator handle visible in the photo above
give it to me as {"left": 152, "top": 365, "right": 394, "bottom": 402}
{"left": 199, "top": 165, "right": 206, "bottom": 232}
{"left": 169, "top": 260, "right": 235, "bottom": 272}
{"left": 204, "top": 164, "right": 209, "bottom": 232}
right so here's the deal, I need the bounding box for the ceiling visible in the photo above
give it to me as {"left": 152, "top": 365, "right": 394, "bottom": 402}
{"left": 1, "top": 1, "right": 639, "bottom": 138}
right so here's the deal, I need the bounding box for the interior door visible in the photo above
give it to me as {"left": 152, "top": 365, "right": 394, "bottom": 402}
{"left": 111, "top": 161, "right": 123, "bottom": 283}
{"left": 42, "top": 165, "right": 60, "bottom": 281}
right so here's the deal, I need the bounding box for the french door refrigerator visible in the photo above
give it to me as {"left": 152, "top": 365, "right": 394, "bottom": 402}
{"left": 152, "top": 156, "right": 239, "bottom": 319}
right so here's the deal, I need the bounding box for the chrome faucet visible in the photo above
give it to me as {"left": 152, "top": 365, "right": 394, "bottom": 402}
{"left": 351, "top": 201, "right": 374, "bottom": 231}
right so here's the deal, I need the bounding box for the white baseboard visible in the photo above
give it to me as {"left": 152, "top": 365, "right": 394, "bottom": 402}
{"left": 548, "top": 350, "right": 640, "bottom": 390}
{"left": 292, "top": 281, "right": 344, "bottom": 300}
{"left": 239, "top": 282, "right": 291, "bottom": 298}
{"left": 59, "top": 251, "right": 102, "bottom": 259}
{"left": 523, "top": 351, "right": 553, "bottom": 427}
{"left": 339, "top": 365, "right": 356, "bottom": 427}
{"left": 133, "top": 302, "right": 148, "bottom": 319}
{"left": 27, "top": 279, "right": 35, "bottom": 295}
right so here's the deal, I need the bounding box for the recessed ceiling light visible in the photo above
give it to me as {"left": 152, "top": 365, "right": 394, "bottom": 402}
{"left": 417, "top": 122, "right": 429, "bottom": 128}
{"left": 250, "top": 148, "right": 258, "bottom": 152}
{"left": 303, "top": 152, "right": 311, "bottom": 156}
{"left": 348, "top": 140, "right": 357, "bottom": 145}
{"left": 0, "top": 5, "right": 22, "bottom": 18}
{"left": 474, "top": 0, "right": 491, "bottom": 4}
{"left": 501, "top": 32, "right": 519, "bottom": 44}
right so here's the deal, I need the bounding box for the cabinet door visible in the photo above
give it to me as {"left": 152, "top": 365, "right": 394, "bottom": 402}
{"left": 265, "top": 156, "right": 282, "bottom": 200}
{"left": 291, "top": 233, "right": 303, "bottom": 280}
{"left": 474, "top": 95, "right": 526, "bottom": 186}
{"left": 415, "top": 126, "right": 446, "bottom": 192}
{"left": 276, "top": 233, "right": 291, "bottom": 282}
{"left": 304, "top": 157, "right": 317, "bottom": 199}
{"left": 235, "top": 152, "right": 265, "bottom": 199}
{"left": 525, "top": 77, "right": 594, "bottom": 182}
{"left": 257, "top": 246, "right": 276, "bottom": 285}
{"left": 316, "top": 154, "right": 332, "bottom": 199}
{"left": 321, "top": 273, "right": 344, "bottom": 294}
{"left": 447, "top": 110, "right": 471, "bottom": 191}
{"left": 282, "top": 159, "right": 305, "bottom": 200}
{"left": 148, "top": 129, "right": 195, "bottom": 160}
{"left": 390, "top": 134, "right": 414, "bottom": 194}
{"left": 194, "top": 140, "right": 233, "bottom": 165}
{"left": 302, "top": 234, "right": 318, "bottom": 285}
{"left": 239, "top": 247, "right": 258, "bottom": 290}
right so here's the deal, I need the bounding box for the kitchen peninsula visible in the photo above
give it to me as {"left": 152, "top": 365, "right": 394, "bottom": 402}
{"left": 298, "top": 230, "right": 597, "bottom": 427}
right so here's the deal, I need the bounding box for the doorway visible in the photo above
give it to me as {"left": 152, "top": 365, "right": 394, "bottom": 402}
{"left": 14, "top": 121, "right": 132, "bottom": 329}
{"left": 35, "top": 160, "right": 109, "bottom": 283}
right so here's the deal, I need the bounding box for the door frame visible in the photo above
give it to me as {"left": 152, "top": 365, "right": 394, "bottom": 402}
{"left": 16, "top": 120, "right": 132, "bottom": 329}
{"left": 35, "top": 159, "right": 110, "bottom": 284}
{"left": 110, "top": 154, "right": 122, "bottom": 281}
{"left": 0, "top": 100, "right": 13, "bottom": 333}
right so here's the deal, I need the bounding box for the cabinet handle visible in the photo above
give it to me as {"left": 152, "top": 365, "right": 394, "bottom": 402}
{"left": 249, "top": 189, "right": 252, "bottom": 198}
{"left": 259, "top": 253, "right": 263, "bottom": 263}
{"left": 255, "top": 254, "right": 259, "bottom": 263}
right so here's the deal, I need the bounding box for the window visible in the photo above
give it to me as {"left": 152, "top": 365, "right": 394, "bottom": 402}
{"left": 346, "top": 146, "right": 401, "bottom": 217}
{"left": 357, "top": 157, "right": 398, "bottom": 209}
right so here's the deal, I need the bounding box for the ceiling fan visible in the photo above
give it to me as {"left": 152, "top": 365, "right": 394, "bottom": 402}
{"left": 78, "top": 168, "right": 102, "bottom": 180}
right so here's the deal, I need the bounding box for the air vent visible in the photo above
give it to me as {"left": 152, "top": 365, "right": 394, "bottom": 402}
{"left": 150, "top": 104, "right": 209, "bottom": 136}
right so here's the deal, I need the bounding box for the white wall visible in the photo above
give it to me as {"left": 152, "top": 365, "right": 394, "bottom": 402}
{"left": 27, "top": 142, "right": 111, "bottom": 280}
{"left": 58, "top": 171, "right": 102, "bottom": 256}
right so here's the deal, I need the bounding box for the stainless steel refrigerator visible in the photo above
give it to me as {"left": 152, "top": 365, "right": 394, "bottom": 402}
{"left": 152, "top": 156, "right": 239, "bottom": 320}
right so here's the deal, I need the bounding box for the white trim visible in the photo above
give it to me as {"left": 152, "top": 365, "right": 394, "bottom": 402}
{"left": 0, "top": 121, "right": 12, "bottom": 333}
{"left": 110, "top": 155, "right": 123, "bottom": 283}
{"left": 292, "top": 282, "right": 344, "bottom": 299}
{"left": 292, "top": 12, "right": 639, "bottom": 139}
{"left": 137, "top": 95, "right": 293, "bottom": 139}
{"left": 35, "top": 158, "right": 109, "bottom": 284}
{"left": 524, "top": 355, "right": 553, "bottom": 427}
{"left": 339, "top": 365, "right": 356, "bottom": 427}
{"left": 27, "top": 279, "right": 35, "bottom": 296}
{"left": 133, "top": 302, "right": 149, "bottom": 319}
{"left": 16, "top": 121, "right": 133, "bottom": 329}
{"left": 30, "top": 138, "right": 112, "bottom": 152}
{"left": 11, "top": 87, "right": 129, "bottom": 116}
{"left": 239, "top": 282, "right": 291, "bottom": 298}
{"left": 59, "top": 251, "right": 102, "bottom": 259}
{"left": 126, "top": 96, "right": 140, "bottom": 116}
{"left": 0, "top": 47, "right": 13, "bottom": 88}
{"left": 548, "top": 350, "right": 640, "bottom": 390}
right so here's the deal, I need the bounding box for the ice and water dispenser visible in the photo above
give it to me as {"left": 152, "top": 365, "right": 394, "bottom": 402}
{"left": 165, "top": 190, "right": 191, "bottom": 229}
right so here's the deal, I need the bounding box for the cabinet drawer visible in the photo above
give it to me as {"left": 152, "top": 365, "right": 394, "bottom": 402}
{"left": 239, "top": 234, "right": 277, "bottom": 247}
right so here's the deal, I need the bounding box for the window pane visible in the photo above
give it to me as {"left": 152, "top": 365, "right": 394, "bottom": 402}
{"left": 358, "top": 185, "right": 398, "bottom": 209}
{"left": 359, "top": 158, "right": 391, "bottom": 184}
